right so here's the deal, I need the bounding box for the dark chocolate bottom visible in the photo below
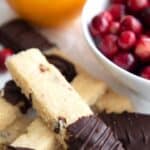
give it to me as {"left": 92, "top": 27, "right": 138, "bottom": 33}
{"left": 67, "top": 115, "right": 124, "bottom": 150}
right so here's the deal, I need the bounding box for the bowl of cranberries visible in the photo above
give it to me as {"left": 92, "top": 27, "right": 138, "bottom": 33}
{"left": 82, "top": 0, "right": 150, "bottom": 99}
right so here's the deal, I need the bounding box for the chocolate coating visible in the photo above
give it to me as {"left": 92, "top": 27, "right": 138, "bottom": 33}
{"left": 0, "top": 19, "right": 55, "bottom": 53}
{"left": 46, "top": 55, "right": 77, "bottom": 82}
{"left": 3, "top": 80, "right": 31, "bottom": 113}
{"left": 67, "top": 115, "right": 124, "bottom": 150}
{"left": 6, "top": 146, "right": 34, "bottom": 150}
{"left": 99, "top": 112, "right": 150, "bottom": 150}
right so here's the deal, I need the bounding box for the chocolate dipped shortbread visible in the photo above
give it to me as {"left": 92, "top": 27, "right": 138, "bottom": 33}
{"left": 0, "top": 50, "right": 109, "bottom": 149}
{"left": 6, "top": 49, "right": 124, "bottom": 150}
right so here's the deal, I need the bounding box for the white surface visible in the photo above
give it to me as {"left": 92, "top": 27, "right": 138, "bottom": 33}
{"left": 0, "top": 0, "right": 150, "bottom": 113}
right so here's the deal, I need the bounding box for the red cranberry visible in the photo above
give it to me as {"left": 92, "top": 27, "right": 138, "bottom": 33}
{"left": 140, "top": 66, "right": 150, "bottom": 80}
{"left": 120, "top": 15, "right": 142, "bottom": 35}
{"left": 0, "top": 48, "right": 13, "bottom": 72}
{"left": 113, "top": 52, "right": 136, "bottom": 71}
{"left": 98, "top": 34, "right": 119, "bottom": 58}
{"left": 89, "top": 15, "right": 109, "bottom": 37}
{"left": 109, "top": 22, "right": 120, "bottom": 34}
{"left": 99, "top": 11, "right": 113, "bottom": 23}
{"left": 118, "top": 31, "right": 136, "bottom": 50}
{"left": 108, "top": 4, "right": 126, "bottom": 21}
{"left": 135, "top": 36, "right": 150, "bottom": 61}
{"left": 127, "top": 0, "right": 148, "bottom": 12}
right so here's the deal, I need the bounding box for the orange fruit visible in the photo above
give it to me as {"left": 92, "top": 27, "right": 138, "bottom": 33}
{"left": 7, "top": 0, "right": 85, "bottom": 27}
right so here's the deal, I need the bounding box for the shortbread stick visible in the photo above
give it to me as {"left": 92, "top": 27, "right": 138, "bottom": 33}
{"left": 95, "top": 90, "right": 133, "bottom": 113}
{"left": 0, "top": 56, "right": 105, "bottom": 149}
{"left": 1, "top": 49, "right": 105, "bottom": 149}
{"left": 0, "top": 51, "right": 102, "bottom": 132}
{"left": 0, "top": 71, "right": 104, "bottom": 148}
{"left": 7, "top": 49, "right": 124, "bottom": 150}
{"left": 11, "top": 119, "right": 62, "bottom": 150}
{"left": 6, "top": 49, "right": 93, "bottom": 126}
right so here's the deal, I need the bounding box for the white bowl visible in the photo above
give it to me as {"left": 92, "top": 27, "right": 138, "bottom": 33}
{"left": 82, "top": 0, "right": 150, "bottom": 102}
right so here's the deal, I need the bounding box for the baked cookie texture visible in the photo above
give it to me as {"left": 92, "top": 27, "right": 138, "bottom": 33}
{"left": 0, "top": 49, "right": 109, "bottom": 148}
{"left": 6, "top": 49, "right": 93, "bottom": 149}
{"left": 95, "top": 89, "right": 133, "bottom": 113}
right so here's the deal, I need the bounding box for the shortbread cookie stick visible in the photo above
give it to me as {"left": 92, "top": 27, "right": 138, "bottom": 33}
{"left": 5, "top": 53, "right": 105, "bottom": 149}
{"left": 6, "top": 49, "right": 93, "bottom": 126}
{"left": 95, "top": 90, "right": 133, "bottom": 113}
{"left": 7, "top": 49, "right": 124, "bottom": 150}
{"left": 0, "top": 51, "right": 103, "bottom": 143}
{"left": 10, "top": 119, "right": 62, "bottom": 150}
{"left": 0, "top": 58, "right": 105, "bottom": 149}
